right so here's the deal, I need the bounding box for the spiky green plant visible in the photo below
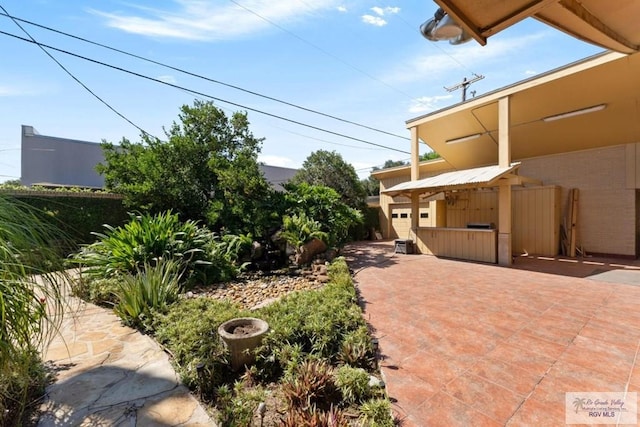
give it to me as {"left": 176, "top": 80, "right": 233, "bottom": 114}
{"left": 0, "top": 196, "right": 66, "bottom": 425}
{"left": 72, "top": 211, "right": 238, "bottom": 288}
{"left": 113, "top": 259, "right": 182, "bottom": 330}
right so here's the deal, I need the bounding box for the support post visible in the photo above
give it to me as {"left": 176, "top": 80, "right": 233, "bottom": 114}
{"left": 497, "top": 97, "right": 512, "bottom": 266}
{"left": 410, "top": 126, "right": 420, "bottom": 244}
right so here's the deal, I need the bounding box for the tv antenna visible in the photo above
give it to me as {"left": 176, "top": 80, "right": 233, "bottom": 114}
{"left": 445, "top": 74, "right": 484, "bottom": 102}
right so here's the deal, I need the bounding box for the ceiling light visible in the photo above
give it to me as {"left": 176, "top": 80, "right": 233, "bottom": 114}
{"left": 542, "top": 104, "right": 607, "bottom": 122}
{"left": 420, "top": 8, "right": 466, "bottom": 44}
{"left": 446, "top": 133, "right": 482, "bottom": 144}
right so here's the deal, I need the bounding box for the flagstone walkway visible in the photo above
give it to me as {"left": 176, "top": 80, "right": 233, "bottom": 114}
{"left": 38, "top": 295, "right": 215, "bottom": 426}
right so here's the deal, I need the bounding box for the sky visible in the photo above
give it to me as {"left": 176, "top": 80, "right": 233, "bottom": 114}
{"left": 0, "top": 0, "right": 605, "bottom": 182}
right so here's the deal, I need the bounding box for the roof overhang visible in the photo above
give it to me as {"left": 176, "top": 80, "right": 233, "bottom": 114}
{"left": 406, "top": 51, "right": 640, "bottom": 170}
{"left": 433, "top": 0, "right": 640, "bottom": 54}
{"left": 382, "top": 163, "right": 540, "bottom": 197}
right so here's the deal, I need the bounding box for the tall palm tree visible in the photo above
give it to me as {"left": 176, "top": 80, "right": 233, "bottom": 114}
{"left": 0, "top": 195, "right": 66, "bottom": 424}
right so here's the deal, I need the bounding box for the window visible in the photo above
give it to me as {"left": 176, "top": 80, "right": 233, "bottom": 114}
{"left": 391, "top": 213, "right": 398, "bottom": 218}
{"left": 420, "top": 212, "right": 429, "bottom": 219}
{"left": 400, "top": 213, "right": 408, "bottom": 218}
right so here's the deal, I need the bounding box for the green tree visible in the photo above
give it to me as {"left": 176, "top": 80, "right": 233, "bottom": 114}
{"left": 97, "top": 100, "right": 276, "bottom": 237}
{"left": 291, "top": 150, "right": 366, "bottom": 209}
{"left": 284, "top": 182, "right": 362, "bottom": 247}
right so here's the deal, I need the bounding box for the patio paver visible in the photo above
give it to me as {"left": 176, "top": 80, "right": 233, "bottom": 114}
{"left": 344, "top": 241, "right": 640, "bottom": 426}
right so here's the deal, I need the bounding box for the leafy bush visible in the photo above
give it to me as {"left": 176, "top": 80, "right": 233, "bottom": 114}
{"left": 113, "top": 260, "right": 182, "bottom": 330}
{"left": 280, "top": 212, "right": 329, "bottom": 249}
{"left": 284, "top": 183, "right": 363, "bottom": 247}
{"left": 334, "top": 365, "right": 371, "bottom": 405}
{"left": 359, "top": 398, "right": 395, "bottom": 427}
{"left": 215, "top": 382, "right": 265, "bottom": 427}
{"left": 152, "top": 298, "right": 248, "bottom": 394}
{"left": 0, "top": 350, "right": 48, "bottom": 427}
{"left": 255, "top": 258, "right": 374, "bottom": 379}
{"left": 72, "top": 211, "right": 238, "bottom": 287}
{"left": 71, "top": 277, "right": 120, "bottom": 306}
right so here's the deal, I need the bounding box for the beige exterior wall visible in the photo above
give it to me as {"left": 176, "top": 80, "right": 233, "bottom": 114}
{"left": 377, "top": 144, "right": 637, "bottom": 257}
{"left": 518, "top": 144, "right": 636, "bottom": 257}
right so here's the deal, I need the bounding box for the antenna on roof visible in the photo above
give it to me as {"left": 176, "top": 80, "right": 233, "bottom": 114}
{"left": 445, "top": 74, "right": 484, "bottom": 102}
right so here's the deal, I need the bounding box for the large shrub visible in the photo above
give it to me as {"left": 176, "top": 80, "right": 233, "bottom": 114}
{"left": 71, "top": 211, "right": 238, "bottom": 288}
{"left": 284, "top": 183, "right": 362, "bottom": 247}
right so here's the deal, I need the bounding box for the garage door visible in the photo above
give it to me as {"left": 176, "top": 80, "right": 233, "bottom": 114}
{"left": 390, "top": 204, "right": 432, "bottom": 239}
{"left": 391, "top": 207, "right": 412, "bottom": 239}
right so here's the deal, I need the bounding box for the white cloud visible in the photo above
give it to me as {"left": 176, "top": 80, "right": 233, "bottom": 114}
{"left": 362, "top": 15, "right": 386, "bottom": 26}
{"left": 337, "top": 5, "right": 347, "bottom": 12}
{"left": 259, "top": 154, "right": 293, "bottom": 167}
{"left": 408, "top": 95, "right": 453, "bottom": 114}
{"left": 371, "top": 6, "right": 400, "bottom": 16}
{"left": 90, "top": 0, "right": 341, "bottom": 41}
{"left": 0, "top": 86, "right": 37, "bottom": 97}
{"left": 524, "top": 70, "right": 537, "bottom": 76}
{"left": 157, "top": 75, "right": 177, "bottom": 84}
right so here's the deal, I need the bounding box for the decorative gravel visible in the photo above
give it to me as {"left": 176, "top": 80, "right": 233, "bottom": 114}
{"left": 187, "top": 273, "right": 326, "bottom": 310}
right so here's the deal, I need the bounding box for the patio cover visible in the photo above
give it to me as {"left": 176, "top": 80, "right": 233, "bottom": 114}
{"left": 433, "top": 0, "right": 640, "bottom": 54}
{"left": 382, "top": 162, "right": 536, "bottom": 197}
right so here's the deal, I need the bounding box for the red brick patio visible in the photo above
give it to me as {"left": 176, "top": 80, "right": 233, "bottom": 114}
{"left": 344, "top": 241, "right": 640, "bottom": 426}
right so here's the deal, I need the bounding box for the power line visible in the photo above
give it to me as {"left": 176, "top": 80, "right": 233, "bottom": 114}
{"left": 0, "top": 11, "right": 410, "bottom": 142}
{"left": 0, "top": 4, "right": 154, "bottom": 139}
{"left": 228, "top": 0, "right": 418, "bottom": 101}
{"left": 0, "top": 29, "right": 411, "bottom": 155}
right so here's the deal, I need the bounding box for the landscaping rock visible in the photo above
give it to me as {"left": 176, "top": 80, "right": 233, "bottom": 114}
{"left": 295, "top": 238, "right": 328, "bottom": 265}
{"left": 191, "top": 274, "right": 324, "bottom": 310}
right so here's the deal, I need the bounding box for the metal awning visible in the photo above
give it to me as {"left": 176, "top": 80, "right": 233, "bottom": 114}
{"left": 382, "top": 162, "right": 539, "bottom": 197}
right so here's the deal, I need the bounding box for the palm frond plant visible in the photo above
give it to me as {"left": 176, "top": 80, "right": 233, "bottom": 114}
{"left": 279, "top": 213, "right": 329, "bottom": 266}
{"left": 0, "top": 196, "right": 66, "bottom": 424}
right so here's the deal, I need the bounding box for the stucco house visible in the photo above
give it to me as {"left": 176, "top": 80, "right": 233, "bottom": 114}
{"left": 20, "top": 125, "right": 298, "bottom": 191}
{"left": 373, "top": 50, "right": 640, "bottom": 265}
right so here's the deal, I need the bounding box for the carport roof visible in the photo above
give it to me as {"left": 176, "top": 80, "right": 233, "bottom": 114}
{"left": 382, "top": 162, "right": 530, "bottom": 197}
{"left": 405, "top": 51, "right": 640, "bottom": 170}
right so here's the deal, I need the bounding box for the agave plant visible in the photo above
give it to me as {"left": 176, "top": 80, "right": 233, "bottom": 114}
{"left": 0, "top": 196, "right": 66, "bottom": 423}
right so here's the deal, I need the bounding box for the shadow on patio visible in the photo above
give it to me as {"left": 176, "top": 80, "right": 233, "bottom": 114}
{"left": 344, "top": 241, "right": 640, "bottom": 426}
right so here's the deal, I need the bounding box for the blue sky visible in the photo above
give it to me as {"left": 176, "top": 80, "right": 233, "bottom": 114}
{"left": 0, "top": 1, "right": 604, "bottom": 182}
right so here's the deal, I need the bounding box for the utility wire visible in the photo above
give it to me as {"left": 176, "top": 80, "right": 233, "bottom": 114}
{"left": 0, "top": 11, "right": 410, "bottom": 142}
{"left": 0, "top": 5, "right": 154, "bottom": 139}
{"left": 0, "top": 30, "right": 411, "bottom": 155}
{"left": 229, "top": 0, "right": 418, "bottom": 102}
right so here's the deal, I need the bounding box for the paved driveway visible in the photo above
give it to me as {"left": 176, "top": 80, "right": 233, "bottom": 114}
{"left": 344, "top": 241, "right": 640, "bottom": 426}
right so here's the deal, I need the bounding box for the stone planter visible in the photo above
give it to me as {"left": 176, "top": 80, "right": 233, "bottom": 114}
{"left": 217, "top": 317, "right": 269, "bottom": 371}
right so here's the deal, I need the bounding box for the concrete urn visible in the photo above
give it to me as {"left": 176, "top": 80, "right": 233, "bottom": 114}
{"left": 217, "top": 317, "right": 269, "bottom": 371}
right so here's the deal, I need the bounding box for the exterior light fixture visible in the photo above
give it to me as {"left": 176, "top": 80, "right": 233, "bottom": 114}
{"left": 420, "top": 8, "right": 472, "bottom": 45}
{"left": 446, "top": 133, "right": 482, "bottom": 144}
{"left": 542, "top": 104, "right": 606, "bottom": 122}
